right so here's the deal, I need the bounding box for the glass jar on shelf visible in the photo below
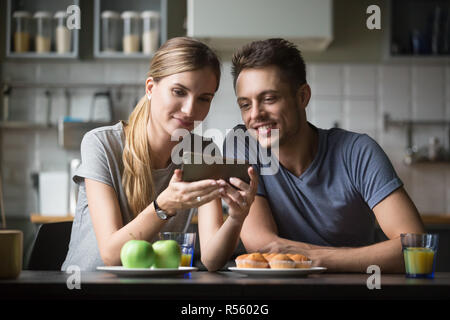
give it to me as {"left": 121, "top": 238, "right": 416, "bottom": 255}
{"left": 34, "top": 11, "right": 52, "bottom": 53}
{"left": 54, "top": 11, "right": 71, "bottom": 54}
{"left": 12, "top": 11, "right": 31, "bottom": 53}
{"left": 121, "top": 11, "right": 140, "bottom": 54}
{"left": 101, "top": 11, "right": 121, "bottom": 53}
{"left": 141, "top": 11, "right": 160, "bottom": 55}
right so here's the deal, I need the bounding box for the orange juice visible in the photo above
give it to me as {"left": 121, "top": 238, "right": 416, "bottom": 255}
{"left": 180, "top": 253, "right": 192, "bottom": 267}
{"left": 403, "top": 247, "right": 435, "bottom": 275}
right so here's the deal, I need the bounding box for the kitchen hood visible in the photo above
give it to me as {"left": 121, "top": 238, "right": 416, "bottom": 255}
{"left": 187, "top": 0, "right": 333, "bottom": 52}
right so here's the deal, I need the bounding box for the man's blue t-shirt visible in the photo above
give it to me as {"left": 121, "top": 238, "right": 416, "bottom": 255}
{"left": 223, "top": 123, "right": 403, "bottom": 247}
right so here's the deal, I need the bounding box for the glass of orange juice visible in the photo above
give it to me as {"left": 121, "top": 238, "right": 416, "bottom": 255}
{"left": 159, "top": 232, "right": 196, "bottom": 267}
{"left": 400, "top": 233, "right": 438, "bottom": 279}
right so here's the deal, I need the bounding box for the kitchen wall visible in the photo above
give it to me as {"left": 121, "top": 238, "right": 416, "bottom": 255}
{"left": 1, "top": 0, "right": 449, "bottom": 272}
{"left": 1, "top": 60, "right": 147, "bottom": 217}
{"left": 2, "top": 58, "right": 450, "bottom": 218}
{"left": 1, "top": 0, "right": 449, "bottom": 219}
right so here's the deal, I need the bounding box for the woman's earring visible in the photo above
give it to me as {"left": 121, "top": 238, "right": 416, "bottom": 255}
{"left": 147, "top": 94, "right": 151, "bottom": 100}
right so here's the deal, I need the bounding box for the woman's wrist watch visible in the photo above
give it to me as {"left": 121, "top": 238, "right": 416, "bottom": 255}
{"left": 153, "top": 198, "right": 172, "bottom": 220}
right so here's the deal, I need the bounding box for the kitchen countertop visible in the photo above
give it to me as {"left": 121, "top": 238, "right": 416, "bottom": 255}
{"left": 1, "top": 271, "right": 449, "bottom": 301}
{"left": 30, "top": 213, "right": 450, "bottom": 225}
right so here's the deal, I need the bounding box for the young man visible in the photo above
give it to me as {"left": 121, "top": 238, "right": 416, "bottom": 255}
{"left": 223, "top": 38, "right": 425, "bottom": 273}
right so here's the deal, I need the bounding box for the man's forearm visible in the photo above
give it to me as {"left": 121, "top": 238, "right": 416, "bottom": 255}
{"left": 272, "top": 237, "right": 405, "bottom": 273}
{"left": 308, "top": 238, "right": 404, "bottom": 273}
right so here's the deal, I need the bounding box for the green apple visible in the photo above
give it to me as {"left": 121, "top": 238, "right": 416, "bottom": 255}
{"left": 120, "top": 240, "right": 155, "bottom": 268}
{"left": 152, "top": 240, "right": 181, "bottom": 268}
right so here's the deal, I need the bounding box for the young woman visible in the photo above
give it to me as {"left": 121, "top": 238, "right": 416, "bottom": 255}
{"left": 61, "top": 37, "right": 257, "bottom": 272}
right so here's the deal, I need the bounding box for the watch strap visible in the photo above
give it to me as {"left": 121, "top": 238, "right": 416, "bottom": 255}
{"left": 153, "top": 198, "right": 171, "bottom": 220}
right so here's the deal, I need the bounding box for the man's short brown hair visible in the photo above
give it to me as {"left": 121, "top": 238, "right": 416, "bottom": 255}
{"left": 231, "top": 38, "right": 307, "bottom": 93}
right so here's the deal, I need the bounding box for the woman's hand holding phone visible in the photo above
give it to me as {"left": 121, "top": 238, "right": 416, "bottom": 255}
{"left": 156, "top": 169, "right": 224, "bottom": 215}
{"left": 157, "top": 167, "right": 258, "bottom": 222}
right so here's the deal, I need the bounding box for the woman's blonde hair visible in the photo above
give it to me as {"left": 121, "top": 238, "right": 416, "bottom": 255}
{"left": 122, "top": 37, "right": 221, "bottom": 217}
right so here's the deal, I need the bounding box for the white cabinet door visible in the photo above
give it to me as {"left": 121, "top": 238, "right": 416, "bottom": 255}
{"left": 187, "top": 0, "right": 333, "bottom": 51}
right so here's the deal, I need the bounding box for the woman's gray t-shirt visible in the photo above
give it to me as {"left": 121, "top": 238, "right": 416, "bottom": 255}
{"left": 61, "top": 122, "right": 195, "bottom": 271}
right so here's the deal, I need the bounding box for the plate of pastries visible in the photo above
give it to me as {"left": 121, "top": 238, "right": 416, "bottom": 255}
{"left": 228, "top": 252, "right": 327, "bottom": 277}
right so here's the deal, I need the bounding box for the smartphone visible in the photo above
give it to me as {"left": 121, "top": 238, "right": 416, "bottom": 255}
{"left": 181, "top": 152, "right": 251, "bottom": 184}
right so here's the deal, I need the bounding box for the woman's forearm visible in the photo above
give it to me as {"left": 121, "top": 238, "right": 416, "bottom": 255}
{"left": 101, "top": 202, "right": 167, "bottom": 266}
{"left": 200, "top": 217, "right": 243, "bottom": 271}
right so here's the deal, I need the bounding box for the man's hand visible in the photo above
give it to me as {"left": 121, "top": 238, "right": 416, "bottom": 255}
{"left": 258, "top": 238, "right": 340, "bottom": 269}
{"left": 259, "top": 238, "right": 321, "bottom": 255}
{"left": 221, "top": 167, "right": 259, "bottom": 225}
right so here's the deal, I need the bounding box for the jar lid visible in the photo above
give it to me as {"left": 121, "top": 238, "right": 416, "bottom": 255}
{"left": 54, "top": 11, "right": 67, "bottom": 19}
{"left": 121, "top": 11, "right": 140, "bottom": 19}
{"left": 101, "top": 11, "right": 120, "bottom": 19}
{"left": 141, "top": 11, "right": 160, "bottom": 19}
{"left": 13, "top": 11, "right": 31, "bottom": 18}
{"left": 33, "top": 11, "right": 52, "bottom": 19}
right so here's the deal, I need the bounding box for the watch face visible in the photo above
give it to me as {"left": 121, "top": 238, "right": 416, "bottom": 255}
{"left": 156, "top": 209, "right": 168, "bottom": 220}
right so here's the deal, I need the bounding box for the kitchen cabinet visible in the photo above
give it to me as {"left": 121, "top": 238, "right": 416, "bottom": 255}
{"left": 187, "top": 0, "right": 333, "bottom": 52}
{"left": 5, "top": 0, "right": 170, "bottom": 60}
{"left": 6, "top": 0, "right": 80, "bottom": 59}
{"left": 93, "top": 0, "right": 167, "bottom": 59}
{"left": 388, "top": 0, "right": 449, "bottom": 58}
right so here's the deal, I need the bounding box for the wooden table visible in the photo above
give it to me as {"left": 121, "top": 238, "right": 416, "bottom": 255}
{"left": 1, "top": 271, "right": 449, "bottom": 300}
{"left": 2, "top": 271, "right": 448, "bottom": 316}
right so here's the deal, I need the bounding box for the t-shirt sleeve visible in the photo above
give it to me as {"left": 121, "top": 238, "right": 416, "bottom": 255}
{"left": 73, "top": 131, "right": 114, "bottom": 188}
{"left": 347, "top": 134, "right": 403, "bottom": 209}
{"left": 254, "top": 164, "right": 267, "bottom": 197}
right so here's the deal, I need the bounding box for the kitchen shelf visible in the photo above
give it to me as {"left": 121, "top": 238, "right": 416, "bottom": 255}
{"left": 93, "top": 0, "right": 167, "bottom": 59}
{"left": 0, "top": 121, "right": 55, "bottom": 130}
{"left": 383, "top": 113, "right": 450, "bottom": 152}
{"left": 2, "top": 81, "right": 143, "bottom": 89}
{"left": 6, "top": 0, "right": 80, "bottom": 59}
{"left": 389, "top": 0, "right": 449, "bottom": 57}
{"left": 92, "top": 52, "right": 155, "bottom": 59}
{"left": 6, "top": 52, "right": 77, "bottom": 59}
{"left": 384, "top": 114, "right": 450, "bottom": 128}
{"left": 383, "top": 0, "right": 450, "bottom": 62}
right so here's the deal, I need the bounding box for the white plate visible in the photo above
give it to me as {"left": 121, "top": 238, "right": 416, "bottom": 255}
{"left": 228, "top": 267, "right": 327, "bottom": 277}
{"left": 97, "top": 266, "right": 198, "bottom": 277}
